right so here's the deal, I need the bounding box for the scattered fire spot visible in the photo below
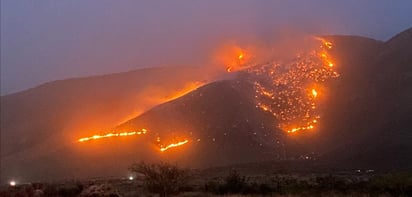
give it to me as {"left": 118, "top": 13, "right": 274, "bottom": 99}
{"left": 250, "top": 37, "right": 338, "bottom": 134}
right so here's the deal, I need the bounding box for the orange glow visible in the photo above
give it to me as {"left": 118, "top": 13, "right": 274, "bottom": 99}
{"left": 259, "top": 104, "right": 269, "bottom": 111}
{"left": 214, "top": 43, "right": 253, "bottom": 72}
{"left": 287, "top": 124, "right": 315, "bottom": 133}
{"left": 324, "top": 41, "right": 333, "bottom": 49}
{"left": 311, "top": 89, "right": 318, "bottom": 98}
{"left": 315, "top": 37, "right": 333, "bottom": 49}
{"left": 160, "top": 140, "right": 189, "bottom": 152}
{"left": 252, "top": 37, "right": 338, "bottom": 134}
{"left": 238, "top": 53, "right": 244, "bottom": 60}
{"left": 164, "top": 82, "right": 204, "bottom": 101}
{"left": 78, "top": 128, "right": 147, "bottom": 142}
{"left": 319, "top": 52, "right": 335, "bottom": 68}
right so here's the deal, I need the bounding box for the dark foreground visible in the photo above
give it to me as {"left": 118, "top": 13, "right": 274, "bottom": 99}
{"left": 2, "top": 166, "right": 412, "bottom": 197}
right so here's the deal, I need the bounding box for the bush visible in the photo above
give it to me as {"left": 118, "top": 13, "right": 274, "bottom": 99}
{"left": 129, "top": 162, "right": 189, "bottom": 197}
{"left": 204, "top": 170, "right": 274, "bottom": 194}
{"left": 223, "top": 170, "right": 249, "bottom": 193}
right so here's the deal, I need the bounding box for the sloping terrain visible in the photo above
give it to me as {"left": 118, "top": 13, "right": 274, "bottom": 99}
{"left": 0, "top": 66, "right": 220, "bottom": 181}
{"left": 115, "top": 29, "right": 412, "bottom": 171}
{"left": 319, "top": 28, "right": 412, "bottom": 169}
{"left": 115, "top": 79, "right": 310, "bottom": 167}
{"left": 1, "top": 28, "right": 411, "bottom": 182}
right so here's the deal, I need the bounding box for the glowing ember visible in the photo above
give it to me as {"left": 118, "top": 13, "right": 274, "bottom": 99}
{"left": 78, "top": 128, "right": 147, "bottom": 142}
{"left": 160, "top": 140, "right": 189, "bottom": 152}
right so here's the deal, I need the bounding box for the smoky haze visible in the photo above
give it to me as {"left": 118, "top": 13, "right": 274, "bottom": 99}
{"left": 1, "top": 0, "right": 412, "bottom": 95}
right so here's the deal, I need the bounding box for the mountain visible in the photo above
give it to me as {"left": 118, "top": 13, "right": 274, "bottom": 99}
{"left": 319, "top": 28, "right": 412, "bottom": 169}
{"left": 0, "top": 66, "right": 221, "bottom": 181}
{"left": 115, "top": 29, "right": 412, "bottom": 170}
{"left": 1, "top": 28, "right": 412, "bottom": 182}
{"left": 114, "top": 79, "right": 310, "bottom": 167}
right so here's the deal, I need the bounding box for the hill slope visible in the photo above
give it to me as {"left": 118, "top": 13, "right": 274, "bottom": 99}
{"left": 1, "top": 28, "right": 412, "bottom": 182}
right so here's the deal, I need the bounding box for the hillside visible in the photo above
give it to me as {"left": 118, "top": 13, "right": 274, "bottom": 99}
{"left": 0, "top": 66, "right": 221, "bottom": 181}
{"left": 319, "top": 29, "right": 412, "bottom": 169}
{"left": 1, "top": 28, "right": 412, "bottom": 182}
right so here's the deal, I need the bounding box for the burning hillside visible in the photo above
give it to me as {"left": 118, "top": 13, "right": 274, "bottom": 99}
{"left": 77, "top": 37, "right": 339, "bottom": 150}
{"left": 245, "top": 37, "right": 339, "bottom": 133}
{"left": 2, "top": 28, "right": 412, "bottom": 182}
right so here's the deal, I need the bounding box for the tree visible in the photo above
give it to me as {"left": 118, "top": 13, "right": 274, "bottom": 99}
{"left": 129, "top": 162, "right": 188, "bottom": 197}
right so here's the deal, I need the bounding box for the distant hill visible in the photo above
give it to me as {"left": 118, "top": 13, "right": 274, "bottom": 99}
{"left": 1, "top": 28, "right": 411, "bottom": 182}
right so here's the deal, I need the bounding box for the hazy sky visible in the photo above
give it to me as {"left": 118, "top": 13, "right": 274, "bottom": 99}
{"left": 1, "top": 0, "right": 411, "bottom": 95}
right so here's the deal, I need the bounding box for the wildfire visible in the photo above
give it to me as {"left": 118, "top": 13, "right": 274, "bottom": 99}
{"left": 76, "top": 37, "right": 337, "bottom": 153}
{"left": 160, "top": 140, "right": 189, "bottom": 152}
{"left": 287, "top": 124, "right": 315, "bottom": 133}
{"left": 215, "top": 43, "right": 253, "bottom": 73}
{"left": 225, "top": 51, "right": 247, "bottom": 72}
{"left": 78, "top": 129, "right": 147, "bottom": 142}
{"left": 78, "top": 127, "right": 189, "bottom": 152}
{"left": 315, "top": 37, "right": 333, "bottom": 49}
{"left": 249, "top": 37, "right": 338, "bottom": 134}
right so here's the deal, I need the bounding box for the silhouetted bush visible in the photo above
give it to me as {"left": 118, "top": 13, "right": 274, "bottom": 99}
{"left": 204, "top": 170, "right": 274, "bottom": 194}
{"left": 368, "top": 173, "right": 412, "bottom": 196}
{"left": 129, "top": 162, "right": 189, "bottom": 197}
{"left": 223, "top": 170, "right": 249, "bottom": 193}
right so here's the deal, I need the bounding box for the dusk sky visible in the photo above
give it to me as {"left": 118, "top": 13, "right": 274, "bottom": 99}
{"left": 1, "top": 0, "right": 411, "bottom": 95}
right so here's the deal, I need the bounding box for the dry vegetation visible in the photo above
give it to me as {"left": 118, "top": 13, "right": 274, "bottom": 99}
{"left": 1, "top": 162, "right": 412, "bottom": 197}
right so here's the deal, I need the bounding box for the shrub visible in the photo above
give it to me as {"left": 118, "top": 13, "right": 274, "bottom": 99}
{"left": 129, "top": 162, "right": 189, "bottom": 197}
{"left": 223, "top": 170, "right": 249, "bottom": 193}
{"left": 204, "top": 170, "right": 274, "bottom": 194}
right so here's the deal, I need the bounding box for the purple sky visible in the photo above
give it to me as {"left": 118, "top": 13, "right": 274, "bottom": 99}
{"left": 1, "top": 0, "right": 412, "bottom": 95}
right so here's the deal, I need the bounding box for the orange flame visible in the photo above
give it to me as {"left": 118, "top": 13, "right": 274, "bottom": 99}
{"left": 311, "top": 89, "right": 318, "bottom": 98}
{"left": 287, "top": 124, "right": 315, "bottom": 133}
{"left": 78, "top": 128, "right": 147, "bottom": 142}
{"left": 238, "top": 53, "right": 244, "bottom": 60}
{"left": 315, "top": 37, "right": 333, "bottom": 49}
{"left": 160, "top": 140, "right": 189, "bottom": 152}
